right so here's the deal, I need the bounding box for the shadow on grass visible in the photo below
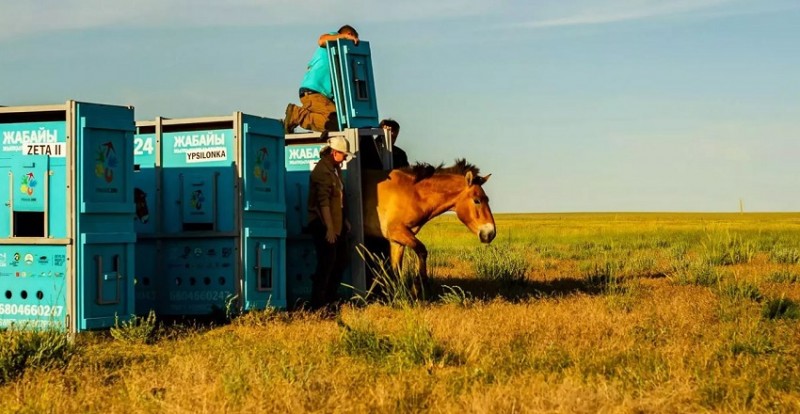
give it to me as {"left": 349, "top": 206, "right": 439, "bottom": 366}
{"left": 427, "top": 275, "right": 606, "bottom": 303}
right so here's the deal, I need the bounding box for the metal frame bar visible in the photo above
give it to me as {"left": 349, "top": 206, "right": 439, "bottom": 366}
{"left": 66, "top": 100, "right": 77, "bottom": 332}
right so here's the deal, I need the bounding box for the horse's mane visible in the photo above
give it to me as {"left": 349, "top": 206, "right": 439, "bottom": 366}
{"left": 399, "top": 159, "right": 481, "bottom": 184}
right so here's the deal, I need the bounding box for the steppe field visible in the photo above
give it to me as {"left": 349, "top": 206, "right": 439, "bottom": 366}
{"left": 2, "top": 213, "right": 800, "bottom": 413}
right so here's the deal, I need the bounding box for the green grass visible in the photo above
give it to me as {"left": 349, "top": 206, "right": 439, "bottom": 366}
{"left": 0, "top": 326, "right": 76, "bottom": 385}
{"left": 110, "top": 310, "right": 159, "bottom": 345}
{"left": 762, "top": 297, "right": 800, "bottom": 320}
{"left": 468, "top": 244, "right": 530, "bottom": 283}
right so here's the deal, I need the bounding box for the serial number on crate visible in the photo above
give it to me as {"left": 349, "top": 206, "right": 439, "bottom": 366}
{"left": 0, "top": 304, "right": 64, "bottom": 317}
{"left": 168, "top": 291, "right": 232, "bottom": 302}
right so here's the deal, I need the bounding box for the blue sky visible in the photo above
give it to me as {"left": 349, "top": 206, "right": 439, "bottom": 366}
{"left": 2, "top": 0, "right": 798, "bottom": 213}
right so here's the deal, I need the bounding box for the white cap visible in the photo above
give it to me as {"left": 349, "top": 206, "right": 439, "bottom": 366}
{"left": 324, "top": 136, "right": 355, "bottom": 158}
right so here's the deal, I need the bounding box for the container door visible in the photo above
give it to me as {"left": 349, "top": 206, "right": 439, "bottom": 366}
{"left": 241, "top": 114, "right": 285, "bottom": 215}
{"left": 241, "top": 114, "right": 286, "bottom": 309}
{"left": 77, "top": 233, "right": 136, "bottom": 330}
{"left": 242, "top": 228, "right": 286, "bottom": 310}
{"left": 328, "top": 40, "right": 380, "bottom": 129}
{"left": 74, "top": 102, "right": 136, "bottom": 330}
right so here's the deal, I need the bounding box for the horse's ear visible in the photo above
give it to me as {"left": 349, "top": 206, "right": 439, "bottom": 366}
{"left": 481, "top": 174, "right": 491, "bottom": 184}
{"left": 465, "top": 171, "right": 473, "bottom": 186}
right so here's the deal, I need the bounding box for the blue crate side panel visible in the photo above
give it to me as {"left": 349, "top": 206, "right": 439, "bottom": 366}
{"left": 328, "top": 40, "right": 380, "bottom": 129}
{"left": 0, "top": 121, "right": 68, "bottom": 239}
{"left": 134, "top": 240, "right": 158, "bottom": 316}
{"left": 74, "top": 102, "right": 136, "bottom": 329}
{"left": 285, "top": 239, "right": 315, "bottom": 308}
{"left": 0, "top": 245, "right": 68, "bottom": 330}
{"left": 133, "top": 132, "right": 157, "bottom": 234}
{"left": 161, "top": 129, "right": 236, "bottom": 234}
{"left": 158, "top": 238, "right": 237, "bottom": 316}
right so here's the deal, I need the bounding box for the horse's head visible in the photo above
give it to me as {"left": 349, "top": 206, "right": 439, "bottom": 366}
{"left": 134, "top": 187, "right": 150, "bottom": 223}
{"left": 454, "top": 171, "right": 496, "bottom": 244}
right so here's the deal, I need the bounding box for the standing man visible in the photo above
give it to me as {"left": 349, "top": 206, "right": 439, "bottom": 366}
{"left": 307, "top": 136, "right": 353, "bottom": 311}
{"left": 379, "top": 118, "right": 409, "bottom": 168}
{"left": 284, "top": 25, "right": 360, "bottom": 134}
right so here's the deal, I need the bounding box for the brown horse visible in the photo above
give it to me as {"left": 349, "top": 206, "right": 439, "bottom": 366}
{"left": 362, "top": 159, "right": 496, "bottom": 292}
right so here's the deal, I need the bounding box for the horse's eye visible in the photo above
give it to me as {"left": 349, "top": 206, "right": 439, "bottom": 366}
{"left": 473, "top": 198, "right": 481, "bottom": 205}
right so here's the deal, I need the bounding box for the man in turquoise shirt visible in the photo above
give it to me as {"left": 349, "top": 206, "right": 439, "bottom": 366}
{"left": 284, "top": 25, "right": 359, "bottom": 134}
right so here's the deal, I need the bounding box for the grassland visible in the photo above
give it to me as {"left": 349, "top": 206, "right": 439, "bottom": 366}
{"left": 2, "top": 212, "right": 800, "bottom": 413}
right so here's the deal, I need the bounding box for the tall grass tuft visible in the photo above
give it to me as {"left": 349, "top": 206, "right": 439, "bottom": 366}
{"left": 766, "top": 270, "right": 800, "bottom": 283}
{"left": 670, "top": 261, "right": 723, "bottom": 287}
{"left": 110, "top": 310, "right": 159, "bottom": 345}
{"left": 393, "top": 318, "right": 456, "bottom": 367}
{"left": 0, "top": 326, "right": 76, "bottom": 384}
{"left": 337, "top": 314, "right": 459, "bottom": 368}
{"left": 232, "top": 305, "right": 283, "bottom": 328}
{"left": 762, "top": 297, "right": 800, "bottom": 320}
{"left": 702, "top": 231, "right": 757, "bottom": 266}
{"left": 356, "top": 245, "right": 417, "bottom": 308}
{"left": 438, "top": 285, "right": 473, "bottom": 307}
{"left": 337, "top": 318, "right": 393, "bottom": 363}
{"left": 769, "top": 248, "right": 800, "bottom": 264}
{"left": 469, "top": 245, "right": 529, "bottom": 283}
{"left": 719, "top": 279, "right": 763, "bottom": 302}
{"left": 585, "top": 255, "right": 626, "bottom": 293}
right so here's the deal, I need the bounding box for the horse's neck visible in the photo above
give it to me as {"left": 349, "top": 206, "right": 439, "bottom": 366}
{"left": 417, "top": 175, "right": 463, "bottom": 217}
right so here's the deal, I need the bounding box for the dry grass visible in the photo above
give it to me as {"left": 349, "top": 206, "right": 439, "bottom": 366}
{"left": 2, "top": 213, "right": 800, "bottom": 413}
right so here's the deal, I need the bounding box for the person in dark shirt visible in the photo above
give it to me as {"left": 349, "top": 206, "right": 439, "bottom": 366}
{"left": 379, "top": 118, "right": 409, "bottom": 168}
{"left": 307, "top": 136, "right": 353, "bottom": 310}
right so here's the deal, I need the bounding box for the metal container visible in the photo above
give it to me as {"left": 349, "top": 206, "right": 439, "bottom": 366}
{"left": 0, "top": 101, "right": 136, "bottom": 332}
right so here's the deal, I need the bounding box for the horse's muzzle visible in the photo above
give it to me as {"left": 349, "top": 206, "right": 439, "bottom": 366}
{"left": 479, "top": 224, "right": 496, "bottom": 244}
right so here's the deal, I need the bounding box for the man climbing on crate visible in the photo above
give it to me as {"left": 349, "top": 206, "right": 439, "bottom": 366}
{"left": 283, "top": 25, "right": 359, "bottom": 134}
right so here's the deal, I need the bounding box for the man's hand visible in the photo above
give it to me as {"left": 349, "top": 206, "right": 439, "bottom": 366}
{"left": 326, "top": 227, "right": 337, "bottom": 244}
{"left": 343, "top": 33, "right": 359, "bottom": 45}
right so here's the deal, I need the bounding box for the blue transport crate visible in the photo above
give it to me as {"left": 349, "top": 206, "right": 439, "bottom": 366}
{"left": 0, "top": 101, "right": 136, "bottom": 332}
{"left": 133, "top": 113, "right": 286, "bottom": 316}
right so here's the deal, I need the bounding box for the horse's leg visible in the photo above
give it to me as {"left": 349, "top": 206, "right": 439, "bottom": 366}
{"left": 389, "top": 241, "right": 405, "bottom": 277}
{"left": 412, "top": 241, "right": 429, "bottom": 297}
{"left": 388, "top": 227, "right": 429, "bottom": 298}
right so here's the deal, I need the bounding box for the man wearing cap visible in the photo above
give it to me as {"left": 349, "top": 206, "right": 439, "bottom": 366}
{"left": 307, "top": 136, "right": 353, "bottom": 310}
{"left": 284, "top": 25, "right": 359, "bottom": 134}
